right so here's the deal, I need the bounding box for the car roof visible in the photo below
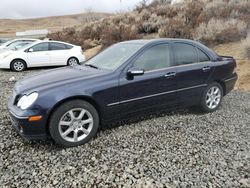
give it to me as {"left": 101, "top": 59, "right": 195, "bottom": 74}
{"left": 19, "top": 40, "right": 76, "bottom": 50}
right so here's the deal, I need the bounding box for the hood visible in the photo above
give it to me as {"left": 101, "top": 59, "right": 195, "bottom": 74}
{"left": 15, "top": 66, "right": 109, "bottom": 93}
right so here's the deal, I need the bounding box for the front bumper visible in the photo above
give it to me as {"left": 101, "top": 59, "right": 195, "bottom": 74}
{"left": 9, "top": 110, "right": 48, "bottom": 140}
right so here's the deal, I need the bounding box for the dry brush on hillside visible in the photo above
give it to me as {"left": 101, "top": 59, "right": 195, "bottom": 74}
{"left": 48, "top": 0, "right": 250, "bottom": 50}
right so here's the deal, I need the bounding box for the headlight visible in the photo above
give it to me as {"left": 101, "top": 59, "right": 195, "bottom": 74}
{"left": 17, "top": 92, "right": 38, "bottom": 110}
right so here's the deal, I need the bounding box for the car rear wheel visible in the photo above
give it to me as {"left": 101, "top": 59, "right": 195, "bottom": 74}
{"left": 199, "top": 83, "right": 223, "bottom": 112}
{"left": 67, "top": 57, "right": 79, "bottom": 66}
{"left": 10, "top": 60, "right": 27, "bottom": 72}
{"left": 49, "top": 100, "right": 99, "bottom": 147}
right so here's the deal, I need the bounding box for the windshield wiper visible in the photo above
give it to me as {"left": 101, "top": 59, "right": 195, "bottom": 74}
{"left": 85, "top": 64, "right": 99, "bottom": 69}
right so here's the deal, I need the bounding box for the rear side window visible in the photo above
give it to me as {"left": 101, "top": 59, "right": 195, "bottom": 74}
{"left": 32, "top": 43, "right": 49, "bottom": 52}
{"left": 50, "top": 42, "right": 67, "bottom": 50}
{"left": 65, "top": 44, "right": 73, "bottom": 49}
{"left": 196, "top": 48, "right": 210, "bottom": 62}
{"left": 133, "top": 44, "right": 171, "bottom": 72}
{"left": 173, "top": 43, "right": 198, "bottom": 65}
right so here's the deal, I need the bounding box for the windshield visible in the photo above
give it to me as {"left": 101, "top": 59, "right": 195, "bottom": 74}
{"left": 7, "top": 41, "right": 32, "bottom": 50}
{"left": 85, "top": 43, "right": 143, "bottom": 71}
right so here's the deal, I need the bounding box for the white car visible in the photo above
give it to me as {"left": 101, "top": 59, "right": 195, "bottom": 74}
{"left": 0, "top": 40, "right": 86, "bottom": 71}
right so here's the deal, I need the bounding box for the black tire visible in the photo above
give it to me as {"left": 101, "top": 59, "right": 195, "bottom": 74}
{"left": 199, "top": 82, "right": 223, "bottom": 113}
{"left": 10, "top": 59, "right": 27, "bottom": 72}
{"left": 49, "top": 100, "right": 99, "bottom": 147}
{"left": 67, "top": 57, "right": 79, "bottom": 66}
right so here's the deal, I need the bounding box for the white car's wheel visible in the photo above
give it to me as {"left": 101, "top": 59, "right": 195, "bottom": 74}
{"left": 10, "top": 60, "right": 27, "bottom": 72}
{"left": 67, "top": 57, "right": 79, "bottom": 66}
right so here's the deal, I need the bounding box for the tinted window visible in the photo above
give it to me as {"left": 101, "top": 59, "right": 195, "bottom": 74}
{"left": 133, "top": 44, "right": 171, "bottom": 71}
{"left": 32, "top": 43, "right": 49, "bottom": 52}
{"left": 50, "top": 42, "right": 67, "bottom": 50}
{"left": 173, "top": 43, "right": 198, "bottom": 65}
{"left": 65, "top": 44, "right": 73, "bottom": 49}
{"left": 196, "top": 48, "right": 210, "bottom": 62}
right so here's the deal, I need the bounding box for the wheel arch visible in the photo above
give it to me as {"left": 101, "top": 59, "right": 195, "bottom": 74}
{"left": 46, "top": 95, "right": 102, "bottom": 135}
{"left": 213, "top": 80, "right": 226, "bottom": 96}
{"left": 67, "top": 57, "right": 79, "bottom": 65}
{"left": 10, "top": 58, "right": 27, "bottom": 68}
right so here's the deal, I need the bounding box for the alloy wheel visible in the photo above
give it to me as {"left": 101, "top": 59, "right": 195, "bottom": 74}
{"left": 58, "top": 108, "right": 93, "bottom": 143}
{"left": 205, "top": 86, "right": 222, "bottom": 109}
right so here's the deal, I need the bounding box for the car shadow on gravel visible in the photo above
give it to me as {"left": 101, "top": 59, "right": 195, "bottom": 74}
{"left": 101, "top": 107, "right": 206, "bottom": 131}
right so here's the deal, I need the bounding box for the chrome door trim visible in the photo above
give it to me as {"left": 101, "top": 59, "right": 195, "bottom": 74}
{"left": 224, "top": 76, "right": 238, "bottom": 82}
{"left": 107, "top": 84, "right": 207, "bottom": 107}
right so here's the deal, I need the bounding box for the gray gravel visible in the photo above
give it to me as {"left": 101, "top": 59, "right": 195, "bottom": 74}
{"left": 0, "top": 68, "right": 250, "bottom": 187}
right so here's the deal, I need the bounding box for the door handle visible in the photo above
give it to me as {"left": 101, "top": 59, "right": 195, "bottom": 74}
{"left": 202, "top": 66, "right": 211, "bottom": 72}
{"left": 164, "top": 72, "right": 176, "bottom": 79}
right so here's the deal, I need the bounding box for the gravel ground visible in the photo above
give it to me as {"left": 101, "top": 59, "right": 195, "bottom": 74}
{"left": 0, "top": 68, "right": 250, "bottom": 187}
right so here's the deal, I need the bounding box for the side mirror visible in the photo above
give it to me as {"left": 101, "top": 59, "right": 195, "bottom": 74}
{"left": 127, "top": 67, "right": 144, "bottom": 77}
{"left": 28, "top": 48, "right": 34, "bottom": 52}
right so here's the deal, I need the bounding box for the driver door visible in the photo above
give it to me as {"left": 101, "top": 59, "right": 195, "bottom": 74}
{"left": 26, "top": 42, "right": 50, "bottom": 67}
{"left": 118, "top": 43, "right": 179, "bottom": 117}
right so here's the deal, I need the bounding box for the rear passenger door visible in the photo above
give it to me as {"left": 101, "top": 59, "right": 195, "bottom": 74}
{"left": 49, "top": 42, "right": 70, "bottom": 66}
{"left": 172, "top": 42, "right": 214, "bottom": 105}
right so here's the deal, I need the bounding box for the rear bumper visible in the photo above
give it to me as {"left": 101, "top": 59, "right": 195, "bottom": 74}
{"left": 224, "top": 74, "right": 238, "bottom": 95}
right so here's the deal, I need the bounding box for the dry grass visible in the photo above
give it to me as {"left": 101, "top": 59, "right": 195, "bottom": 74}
{"left": 213, "top": 42, "right": 250, "bottom": 91}
{"left": 84, "top": 45, "right": 102, "bottom": 60}
{"left": 241, "top": 33, "right": 250, "bottom": 59}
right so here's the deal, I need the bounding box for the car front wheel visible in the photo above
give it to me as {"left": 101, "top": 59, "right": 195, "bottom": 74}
{"left": 199, "top": 83, "right": 223, "bottom": 112}
{"left": 11, "top": 60, "right": 27, "bottom": 72}
{"left": 49, "top": 100, "right": 99, "bottom": 147}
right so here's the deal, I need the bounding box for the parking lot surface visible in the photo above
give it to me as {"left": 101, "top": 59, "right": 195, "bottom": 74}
{"left": 0, "top": 69, "right": 249, "bottom": 187}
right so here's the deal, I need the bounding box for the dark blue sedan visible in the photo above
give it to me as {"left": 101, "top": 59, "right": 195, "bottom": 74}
{"left": 8, "top": 39, "right": 238, "bottom": 147}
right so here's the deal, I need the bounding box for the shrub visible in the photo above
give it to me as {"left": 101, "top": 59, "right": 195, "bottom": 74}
{"left": 141, "top": 14, "right": 166, "bottom": 34}
{"left": 242, "top": 33, "right": 250, "bottom": 59}
{"left": 47, "top": 0, "right": 250, "bottom": 50}
{"left": 101, "top": 23, "right": 139, "bottom": 47}
{"left": 194, "top": 18, "right": 247, "bottom": 44}
{"left": 158, "top": 15, "right": 192, "bottom": 39}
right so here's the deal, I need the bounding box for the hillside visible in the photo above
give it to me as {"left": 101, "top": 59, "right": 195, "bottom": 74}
{"left": 0, "top": 12, "right": 112, "bottom": 37}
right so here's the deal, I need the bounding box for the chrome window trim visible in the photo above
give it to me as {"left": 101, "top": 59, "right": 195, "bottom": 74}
{"left": 142, "top": 61, "right": 211, "bottom": 74}
{"left": 107, "top": 84, "right": 207, "bottom": 107}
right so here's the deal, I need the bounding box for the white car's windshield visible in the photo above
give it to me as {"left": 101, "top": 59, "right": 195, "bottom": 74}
{"left": 7, "top": 42, "right": 33, "bottom": 50}
{"left": 85, "top": 43, "right": 143, "bottom": 71}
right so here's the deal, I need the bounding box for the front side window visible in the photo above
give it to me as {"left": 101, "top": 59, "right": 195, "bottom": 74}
{"left": 173, "top": 43, "right": 198, "bottom": 65}
{"left": 31, "top": 43, "right": 49, "bottom": 52}
{"left": 50, "top": 42, "right": 67, "bottom": 51}
{"left": 133, "top": 44, "right": 171, "bottom": 72}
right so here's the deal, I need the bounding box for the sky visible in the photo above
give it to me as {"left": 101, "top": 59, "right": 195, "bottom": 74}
{"left": 0, "top": 0, "right": 145, "bottom": 19}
